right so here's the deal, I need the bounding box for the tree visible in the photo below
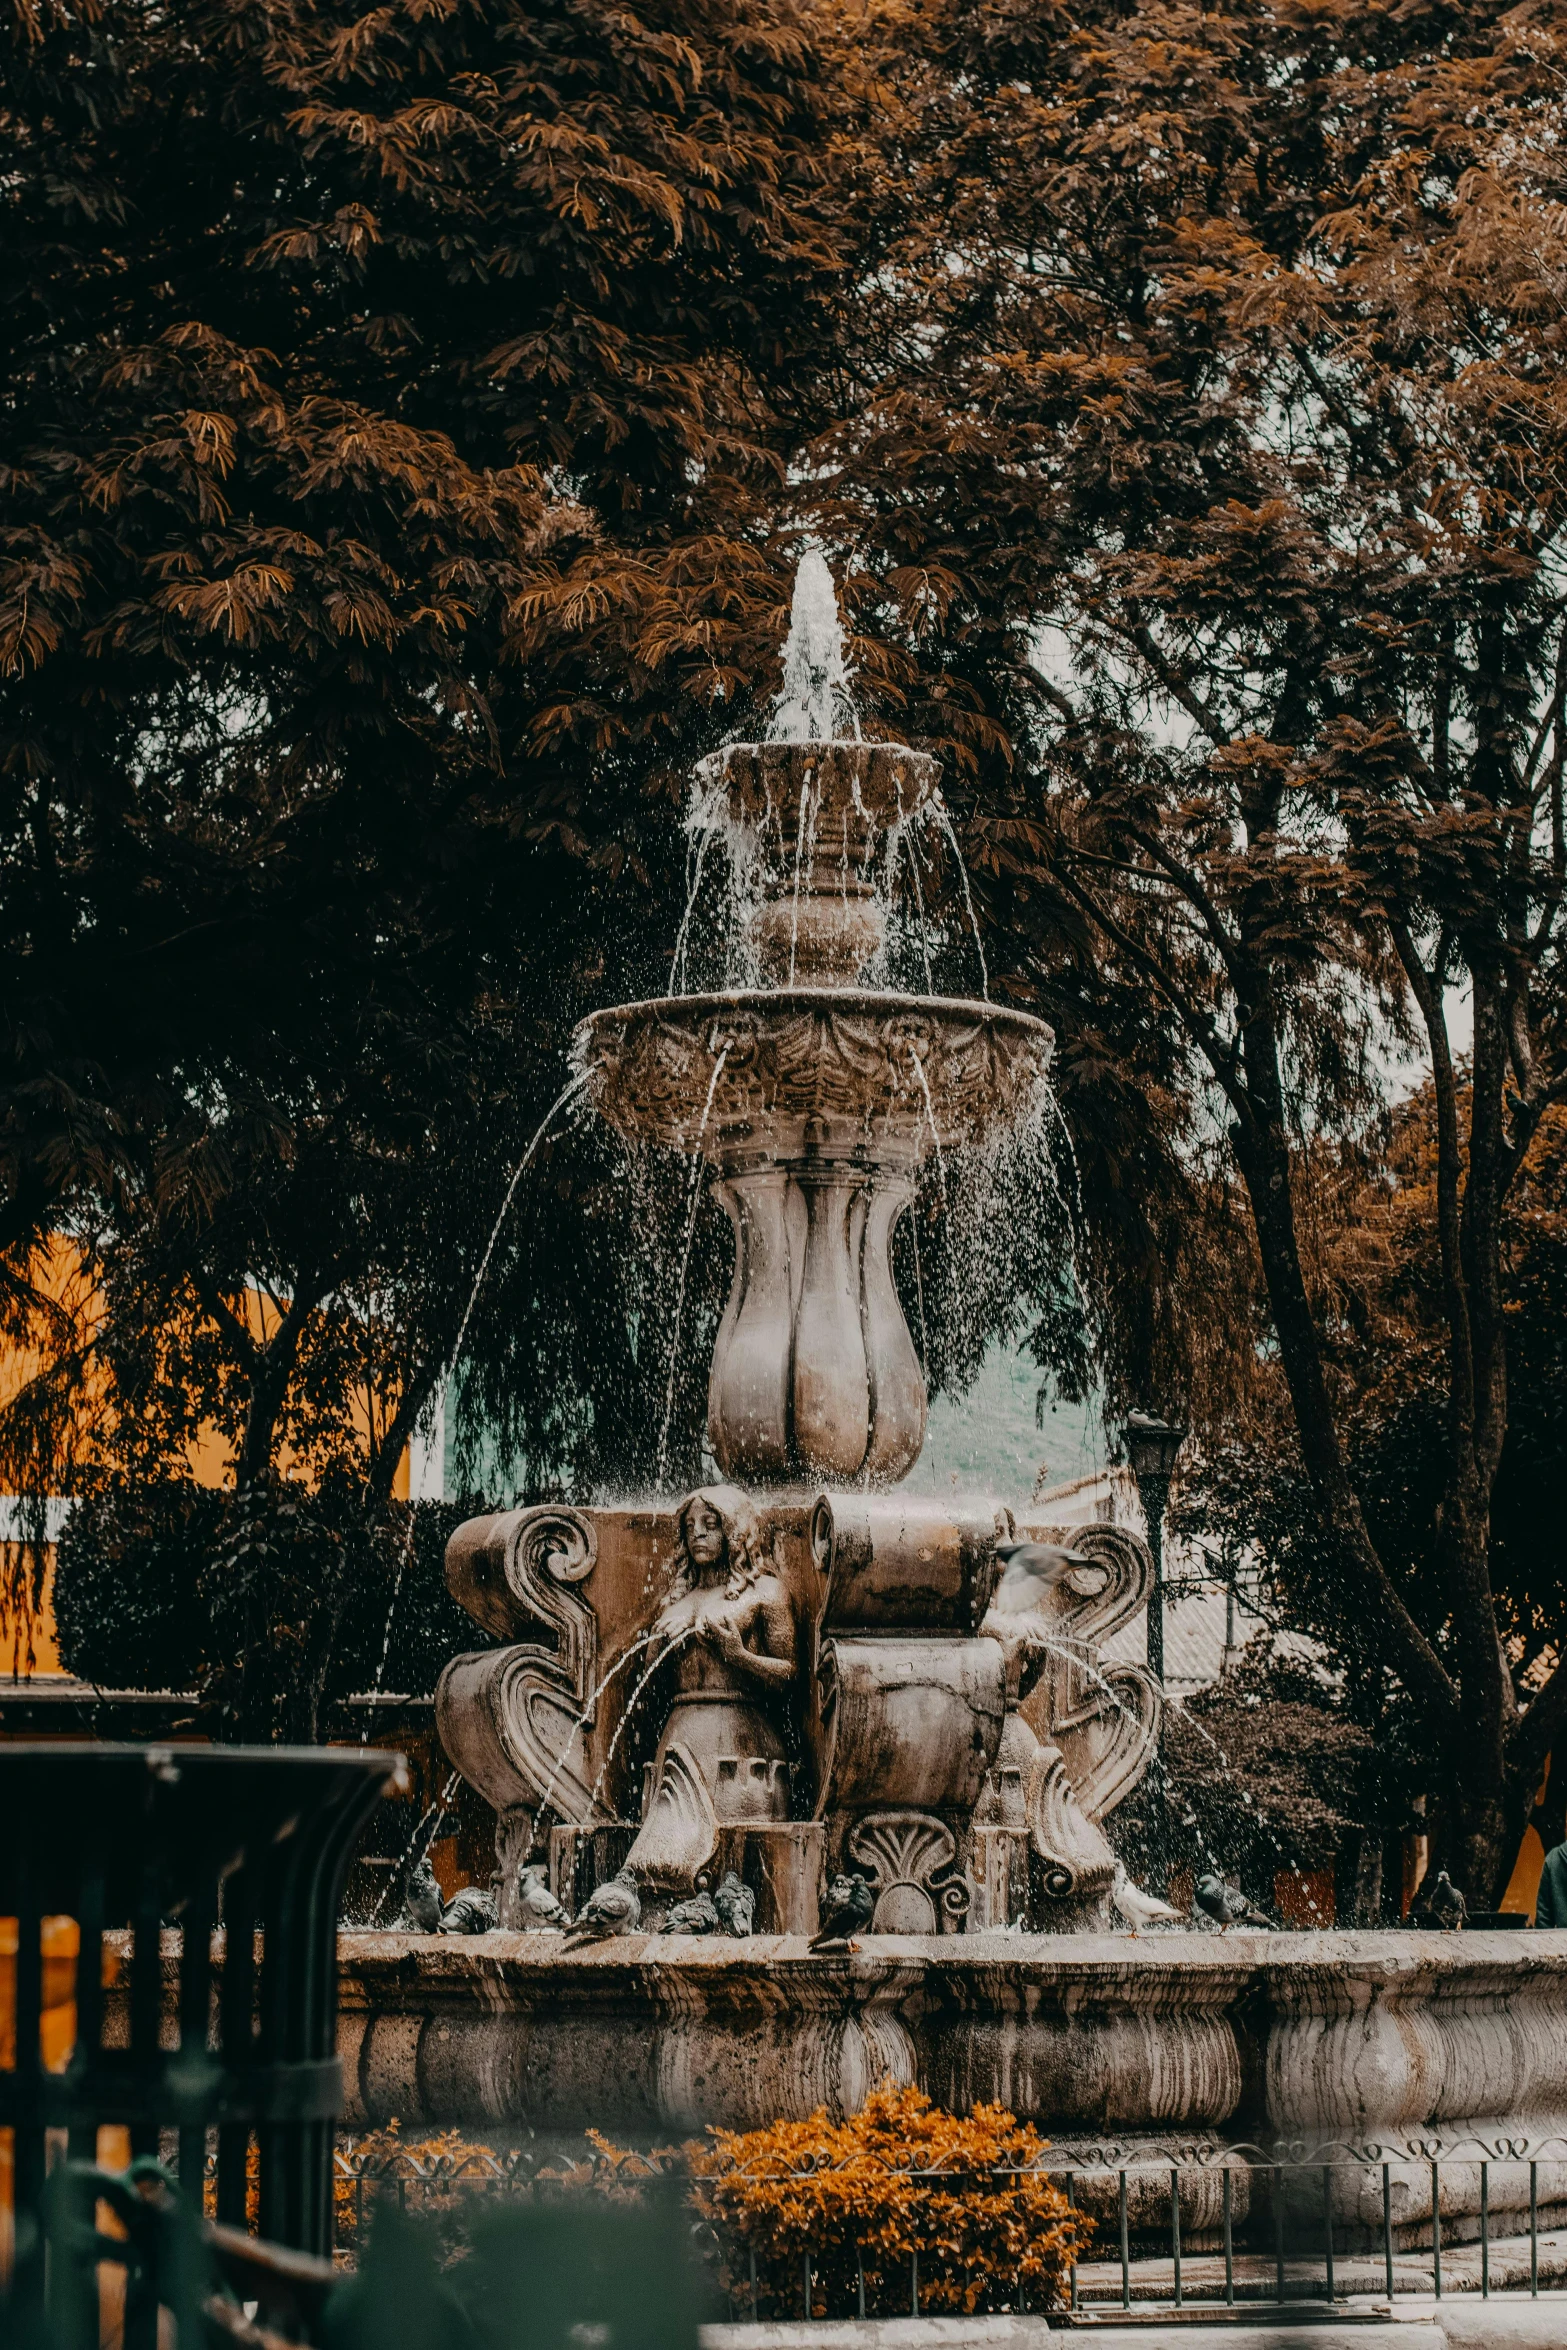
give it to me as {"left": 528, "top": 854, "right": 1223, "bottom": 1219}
{"left": 801, "top": 0, "right": 1567, "bottom": 1897}
{"left": 1179, "top": 1088, "right": 1567, "bottom": 1835}
{"left": 0, "top": 0, "right": 861, "bottom": 1673}
{"left": 1119, "top": 1636, "right": 1390, "bottom": 1920}
{"left": 0, "top": 0, "right": 882, "bottom": 1729}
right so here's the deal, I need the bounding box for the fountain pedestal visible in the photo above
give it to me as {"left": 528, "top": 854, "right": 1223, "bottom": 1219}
{"left": 434, "top": 1495, "right": 1157, "bottom": 1934}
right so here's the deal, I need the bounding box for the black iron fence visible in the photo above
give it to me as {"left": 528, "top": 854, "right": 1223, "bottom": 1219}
{"left": 0, "top": 1741, "right": 402, "bottom": 2347}
{"left": 332, "top": 2132, "right": 1567, "bottom": 2317}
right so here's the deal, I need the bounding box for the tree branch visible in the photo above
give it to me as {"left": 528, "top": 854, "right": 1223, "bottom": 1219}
{"left": 1049, "top": 863, "right": 1250, "bottom": 1118}
{"left": 1510, "top": 1651, "right": 1567, "bottom": 1784}
{"left": 1116, "top": 619, "right": 1235, "bottom": 747}
{"left": 365, "top": 1359, "right": 443, "bottom": 1512}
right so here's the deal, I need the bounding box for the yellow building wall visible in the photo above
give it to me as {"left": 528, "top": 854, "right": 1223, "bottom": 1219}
{"left": 0, "top": 1247, "right": 410, "bottom": 1680}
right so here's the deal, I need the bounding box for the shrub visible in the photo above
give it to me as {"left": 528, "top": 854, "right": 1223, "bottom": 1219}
{"left": 54, "top": 1482, "right": 490, "bottom": 1711}
{"left": 687, "top": 2080, "right": 1088, "bottom": 2318}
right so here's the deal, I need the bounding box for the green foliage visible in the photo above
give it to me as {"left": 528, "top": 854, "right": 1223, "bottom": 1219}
{"left": 1164, "top": 1641, "right": 1386, "bottom": 1899}
{"left": 8, "top": 0, "right": 1567, "bottom": 1915}
{"left": 323, "top": 2205, "right": 475, "bottom": 2350}
{"left": 1174, "top": 1094, "right": 1567, "bottom": 1722}
{"left": 324, "top": 2195, "right": 709, "bottom": 2350}
{"left": 51, "top": 1482, "right": 222, "bottom": 1692}
{"left": 787, "top": 0, "right": 1567, "bottom": 1896}
{"left": 0, "top": 0, "right": 859, "bottom": 1567}
{"left": 53, "top": 1484, "right": 489, "bottom": 1721}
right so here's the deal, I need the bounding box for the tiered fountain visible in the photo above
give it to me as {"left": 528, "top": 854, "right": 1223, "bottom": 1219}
{"left": 340, "top": 561, "right": 1567, "bottom": 2252}
{"left": 433, "top": 552, "right": 1159, "bottom": 1941}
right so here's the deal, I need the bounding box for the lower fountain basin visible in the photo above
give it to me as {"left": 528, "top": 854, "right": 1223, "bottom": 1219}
{"left": 575, "top": 989, "right": 1054, "bottom": 1160}
{"left": 337, "top": 1930, "right": 1567, "bottom": 2241}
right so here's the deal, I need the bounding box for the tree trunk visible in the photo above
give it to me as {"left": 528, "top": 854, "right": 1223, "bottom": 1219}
{"left": 233, "top": 1291, "right": 323, "bottom": 1490}
{"left": 1444, "top": 1760, "right": 1521, "bottom": 1913}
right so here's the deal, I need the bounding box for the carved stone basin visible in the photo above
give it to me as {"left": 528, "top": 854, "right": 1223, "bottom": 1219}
{"left": 576, "top": 989, "right": 1053, "bottom": 1482}
{"left": 576, "top": 988, "right": 1054, "bottom": 1159}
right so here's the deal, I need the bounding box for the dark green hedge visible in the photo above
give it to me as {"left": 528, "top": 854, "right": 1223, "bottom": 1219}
{"left": 54, "top": 1481, "right": 493, "bottom": 1700}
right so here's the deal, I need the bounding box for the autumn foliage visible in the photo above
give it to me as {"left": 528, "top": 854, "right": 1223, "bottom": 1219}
{"left": 8, "top": 0, "right": 1567, "bottom": 1905}
{"left": 687, "top": 2081, "right": 1087, "bottom": 2318}
{"left": 330, "top": 2091, "right": 1087, "bottom": 2314}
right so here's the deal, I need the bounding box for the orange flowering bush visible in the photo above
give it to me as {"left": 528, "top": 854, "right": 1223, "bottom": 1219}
{"left": 687, "top": 2081, "right": 1089, "bottom": 2318}
{"left": 334, "top": 2123, "right": 505, "bottom": 2264}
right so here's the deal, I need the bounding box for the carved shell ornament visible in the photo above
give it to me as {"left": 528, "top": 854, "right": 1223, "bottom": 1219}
{"left": 848, "top": 1810, "right": 972, "bottom": 1933}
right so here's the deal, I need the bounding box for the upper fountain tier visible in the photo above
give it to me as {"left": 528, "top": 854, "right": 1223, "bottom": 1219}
{"left": 574, "top": 560, "right": 1052, "bottom": 1484}
{"left": 582, "top": 981, "right": 1051, "bottom": 1165}
{"left": 702, "top": 737, "right": 937, "bottom": 984}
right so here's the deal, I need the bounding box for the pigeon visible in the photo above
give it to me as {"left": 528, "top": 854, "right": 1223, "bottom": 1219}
{"left": 660, "top": 1890, "right": 720, "bottom": 1936}
{"left": 1194, "top": 1872, "right": 1274, "bottom": 1931}
{"left": 1411, "top": 1869, "right": 1468, "bottom": 1931}
{"left": 713, "top": 1871, "right": 756, "bottom": 1937}
{"left": 438, "top": 1882, "right": 498, "bottom": 1935}
{"left": 992, "top": 1539, "right": 1091, "bottom": 1612}
{"left": 1111, "top": 1864, "right": 1186, "bottom": 1932}
{"left": 809, "top": 1872, "right": 876, "bottom": 1951}
{"left": 402, "top": 1855, "right": 444, "bottom": 1934}
{"left": 562, "top": 1866, "right": 642, "bottom": 1946}
{"left": 515, "top": 1862, "right": 570, "bottom": 1932}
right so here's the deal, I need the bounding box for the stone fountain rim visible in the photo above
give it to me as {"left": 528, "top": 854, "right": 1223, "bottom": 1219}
{"left": 575, "top": 986, "right": 1055, "bottom": 1050}
{"left": 695, "top": 737, "right": 942, "bottom": 770}
{"left": 339, "top": 1927, "right": 1567, "bottom": 1980}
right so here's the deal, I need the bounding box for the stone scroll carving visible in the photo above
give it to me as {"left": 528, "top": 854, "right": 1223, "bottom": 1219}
{"left": 434, "top": 1507, "right": 614, "bottom": 1851}
{"left": 1019, "top": 1521, "right": 1162, "bottom": 1824}
{"left": 970, "top": 1521, "right": 1162, "bottom": 1927}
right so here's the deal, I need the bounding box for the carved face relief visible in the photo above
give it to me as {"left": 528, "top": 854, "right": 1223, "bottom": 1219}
{"left": 682, "top": 1499, "right": 728, "bottom": 1575}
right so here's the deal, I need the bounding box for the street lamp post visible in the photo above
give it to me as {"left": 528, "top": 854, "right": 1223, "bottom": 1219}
{"left": 1125, "top": 1409, "right": 1186, "bottom": 1897}
{"left": 1125, "top": 1409, "right": 1187, "bottom": 1688}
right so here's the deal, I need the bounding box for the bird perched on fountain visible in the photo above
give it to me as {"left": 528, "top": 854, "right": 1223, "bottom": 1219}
{"left": 1410, "top": 1869, "right": 1467, "bottom": 1932}
{"left": 713, "top": 1871, "right": 755, "bottom": 1937}
{"left": 402, "top": 1856, "right": 443, "bottom": 1934}
{"left": 515, "top": 1863, "right": 570, "bottom": 1932}
{"left": 563, "top": 1866, "right": 642, "bottom": 1945}
{"left": 991, "top": 1540, "right": 1092, "bottom": 1612}
{"left": 1111, "top": 1864, "right": 1186, "bottom": 1933}
{"left": 1194, "top": 1873, "right": 1274, "bottom": 1931}
{"left": 661, "top": 1889, "right": 720, "bottom": 1936}
{"left": 438, "top": 1881, "right": 498, "bottom": 1935}
{"left": 810, "top": 1873, "right": 875, "bottom": 1951}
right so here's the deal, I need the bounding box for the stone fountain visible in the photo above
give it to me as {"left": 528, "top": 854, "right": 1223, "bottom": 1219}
{"left": 340, "top": 560, "right": 1567, "bottom": 2251}
{"left": 434, "top": 552, "right": 1160, "bottom": 1944}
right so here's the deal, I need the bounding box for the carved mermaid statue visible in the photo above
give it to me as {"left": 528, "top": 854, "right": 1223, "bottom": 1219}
{"left": 621, "top": 1485, "right": 799, "bottom": 1891}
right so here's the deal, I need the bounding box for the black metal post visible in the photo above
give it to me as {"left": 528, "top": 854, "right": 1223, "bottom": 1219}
{"left": 1140, "top": 1470, "right": 1173, "bottom": 1687}
{"left": 1126, "top": 1412, "right": 1186, "bottom": 1897}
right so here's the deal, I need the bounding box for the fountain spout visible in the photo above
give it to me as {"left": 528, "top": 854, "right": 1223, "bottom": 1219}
{"left": 771, "top": 546, "right": 857, "bottom": 743}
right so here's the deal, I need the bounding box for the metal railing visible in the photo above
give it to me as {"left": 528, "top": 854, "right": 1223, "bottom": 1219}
{"left": 332, "top": 2131, "right": 1567, "bottom": 2316}
{"left": 0, "top": 1742, "right": 402, "bottom": 2347}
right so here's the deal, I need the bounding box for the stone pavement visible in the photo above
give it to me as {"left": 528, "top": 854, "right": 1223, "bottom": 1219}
{"left": 703, "top": 2302, "right": 1567, "bottom": 2347}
